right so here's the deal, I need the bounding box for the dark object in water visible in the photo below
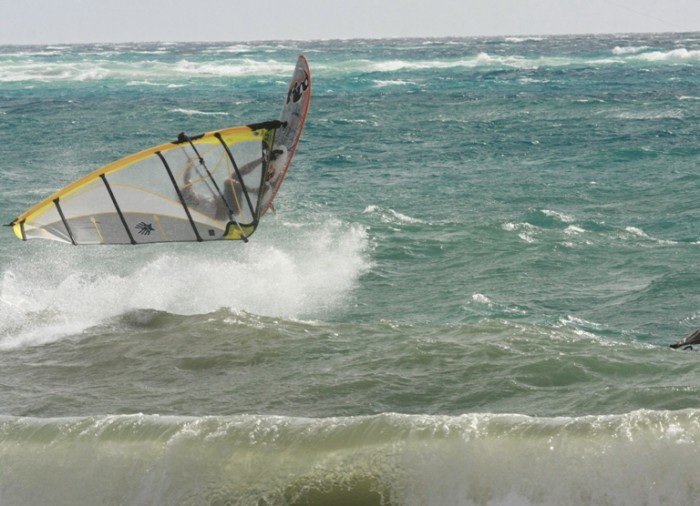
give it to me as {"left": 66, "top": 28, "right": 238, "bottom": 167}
{"left": 670, "top": 329, "right": 700, "bottom": 350}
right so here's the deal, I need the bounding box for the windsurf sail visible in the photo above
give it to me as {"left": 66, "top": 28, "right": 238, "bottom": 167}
{"left": 670, "top": 329, "right": 700, "bottom": 350}
{"left": 7, "top": 55, "right": 311, "bottom": 245}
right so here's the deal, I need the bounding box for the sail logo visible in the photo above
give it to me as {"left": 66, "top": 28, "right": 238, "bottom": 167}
{"left": 287, "top": 71, "right": 309, "bottom": 104}
{"left": 135, "top": 222, "right": 155, "bottom": 235}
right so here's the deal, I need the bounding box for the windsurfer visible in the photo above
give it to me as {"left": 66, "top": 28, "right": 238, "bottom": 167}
{"left": 180, "top": 146, "right": 287, "bottom": 221}
{"left": 670, "top": 329, "right": 700, "bottom": 350}
{"left": 244, "top": 146, "right": 287, "bottom": 193}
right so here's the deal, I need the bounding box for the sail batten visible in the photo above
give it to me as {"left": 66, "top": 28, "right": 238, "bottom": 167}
{"left": 53, "top": 199, "right": 76, "bottom": 246}
{"left": 99, "top": 174, "right": 136, "bottom": 245}
{"left": 157, "top": 151, "right": 203, "bottom": 243}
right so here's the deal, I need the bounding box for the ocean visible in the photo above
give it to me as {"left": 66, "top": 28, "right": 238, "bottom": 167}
{"left": 1, "top": 33, "right": 700, "bottom": 505}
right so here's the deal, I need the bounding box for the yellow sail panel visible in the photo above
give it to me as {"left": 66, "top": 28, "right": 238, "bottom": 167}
{"left": 11, "top": 124, "right": 277, "bottom": 245}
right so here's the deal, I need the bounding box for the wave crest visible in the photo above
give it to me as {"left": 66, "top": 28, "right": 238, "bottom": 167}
{"left": 1, "top": 410, "right": 699, "bottom": 506}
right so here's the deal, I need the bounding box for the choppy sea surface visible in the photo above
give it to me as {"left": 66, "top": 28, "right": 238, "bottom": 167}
{"left": 2, "top": 33, "right": 700, "bottom": 505}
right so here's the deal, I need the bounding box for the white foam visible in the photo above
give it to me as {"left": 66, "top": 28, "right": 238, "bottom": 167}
{"left": 633, "top": 48, "right": 700, "bottom": 62}
{"left": 564, "top": 225, "right": 585, "bottom": 235}
{"left": 168, "top": 108, "right": 229, "bottom": 117}
{"left": 541, "top": 209, "right": 575, "bottom": 223}
{"left": 361, "top": 53, "right": 540, "bottom": 73}
{"left": 2, "top": 411, "right": 700, "bottom": 505}
{"left": 363, "top": 205, "right": 425, "bottom": 225}
{"left": 502, "top": 222, "right": 537, "bottom": 243}
{"left": 624, "top": 226, "right": 677, "bottom": 245}
{"left": 173, "top": 58, "right": 292, "bottom": 78}
{"left": 0, "top": 219, "right": 370, "bottom": 349}
{"left": 373, "top": 79, "right": 415, "bottom": 87}
{"left": 471, "top": 293, "right": 492, "bottom": 305}
{"left": 505, "top": 37, "right": 545, "bottom": 43}
{"left": 612, "top": 45, "right": 649, "bottom": 55}
{"left": 384, "top": 411, "right": 700, "bottom": 506}
{"left": 126, "top": 80, "right": 186, "bottom": 88}
{"left": 625, "top": 226, "right": 649, "bottom": 238}
{"left": 0, "top": 57, "right": 293, "bottom": 83}
{"left": 616, "top": 109, "right": 684, "bottom": 120}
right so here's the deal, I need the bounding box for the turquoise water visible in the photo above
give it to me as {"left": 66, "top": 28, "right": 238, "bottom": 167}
{"left": 2, "top": 34, "right": 700, "bottom": 504}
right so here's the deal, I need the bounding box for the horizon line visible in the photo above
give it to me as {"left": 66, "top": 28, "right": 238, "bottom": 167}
{"left": 2, "top": 29, "right": 699, "bottom": 48}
